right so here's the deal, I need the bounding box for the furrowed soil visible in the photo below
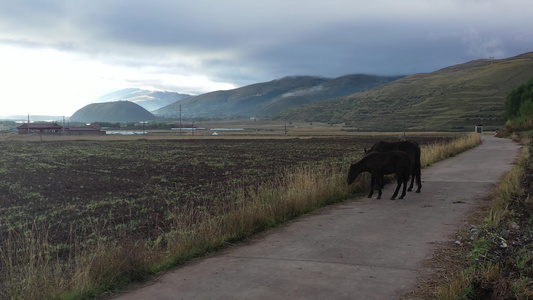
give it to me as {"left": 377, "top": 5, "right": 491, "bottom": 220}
{"left": 0, "top": 136, "right": 451, "bottom": 256}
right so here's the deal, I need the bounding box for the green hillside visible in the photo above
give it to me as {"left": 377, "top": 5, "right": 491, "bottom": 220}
{"left": 70, "top": 101, "right": 156, "bottom": 123}
{"left": 276, "top": 52, "right": 533, "bottom": 131}
{"left": 153, "top": 75, "right": 403, "bottom": 118}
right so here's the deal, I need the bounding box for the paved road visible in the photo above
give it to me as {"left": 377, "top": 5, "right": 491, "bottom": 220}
{"left": 113, "top": 135, "right": 520, "bottom": 300}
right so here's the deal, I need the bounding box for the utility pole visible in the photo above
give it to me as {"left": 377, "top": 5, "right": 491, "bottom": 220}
{"left": 179, "top": 103, "right": 182, "bottom": 136}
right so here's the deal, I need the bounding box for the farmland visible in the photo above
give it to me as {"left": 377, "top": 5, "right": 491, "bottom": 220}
{"left": 0, "top": 133, "right": 469, "bottom": 298}
{"left": 0, "top": 136, "right": 452, "bottom": 251}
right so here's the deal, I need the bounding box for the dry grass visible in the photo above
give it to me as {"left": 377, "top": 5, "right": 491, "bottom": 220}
{"left": 156, "top": 164, "right": 359, "bottom": 271}
{"left": 0, "top": 164, "right": 357, "bottom": 299}
{"left": 435, "top": 263, "right": 502, "bottom": 300}
{"left": 420, "top": 132, "right": 482, "bottom": 167}
{"left": 482, "top": 137, "right": 528, "bottom": 229}
{"left": 0, "top": 223, "right": 156, "bottom": 299}
{"left": 485, "top": 155, "right": 526, "bottom": 227}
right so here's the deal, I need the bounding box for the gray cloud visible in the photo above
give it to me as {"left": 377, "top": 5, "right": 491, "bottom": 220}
{"left": 0, "top": 0, "right": 532, "bottom": 93}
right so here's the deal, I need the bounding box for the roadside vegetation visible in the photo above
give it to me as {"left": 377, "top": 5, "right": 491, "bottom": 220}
{"left": 0, "top": 133, "right": 480, "bottom": 299}
{"left": 504, "top": 76, "right": 533, "bottom": 129}
{"left": 415, "top": 134, "right": 533, "bottom": 300}
{"left": 404, "top": 77, "right": 533, "bottom": 299}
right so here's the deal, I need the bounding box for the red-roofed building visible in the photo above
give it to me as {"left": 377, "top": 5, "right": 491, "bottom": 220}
{"left": 16, "top": 123, "right": 104, "bottom": 135}
{"left": 16, "top": 123, "right": 63, "bottom": 134}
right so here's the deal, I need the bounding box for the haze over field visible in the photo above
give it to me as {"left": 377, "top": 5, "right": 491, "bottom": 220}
{"left": 0, "top": 0, "right": 532, "bottom": 116}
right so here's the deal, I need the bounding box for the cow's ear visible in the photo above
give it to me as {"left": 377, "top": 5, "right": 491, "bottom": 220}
{"left": 364, "top": 147, "right": 367, "bottom": 153}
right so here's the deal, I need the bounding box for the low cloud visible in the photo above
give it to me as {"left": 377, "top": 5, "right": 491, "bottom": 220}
{"left": 281, "top": 84, "right": 326, "bottom": 98}
{"left": 463, "top": 29, "right": 506, "bottom": 58}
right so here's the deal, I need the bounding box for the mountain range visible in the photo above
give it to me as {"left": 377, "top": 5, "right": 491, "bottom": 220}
{"left": 152, "top": 74, "right": 403, "bottom": 118}
{"left": 66, "top": 51, "right": 533, "bottom": 130}
{"left": 276, "top": 52, "right": 533, "bottom": 131}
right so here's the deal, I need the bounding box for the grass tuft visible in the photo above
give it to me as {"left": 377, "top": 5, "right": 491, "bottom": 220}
{"left": 420, "top": 132, "right": 482, "bottom": 167}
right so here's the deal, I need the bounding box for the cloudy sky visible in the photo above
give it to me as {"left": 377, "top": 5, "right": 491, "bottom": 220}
{"left": 0, "top": 0, "right": 532, "bottom": 117}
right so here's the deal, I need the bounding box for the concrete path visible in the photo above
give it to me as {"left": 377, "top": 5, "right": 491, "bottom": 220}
{"left": 113, "top": 135, "right": 520, "bottom": 300}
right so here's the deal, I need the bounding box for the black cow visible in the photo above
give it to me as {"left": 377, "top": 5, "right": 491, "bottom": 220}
{"left": 365, "top": 140, "right": 422, "bottom": 193}
{"left": 347, "top": 151, "right": 411, "bottom": 200}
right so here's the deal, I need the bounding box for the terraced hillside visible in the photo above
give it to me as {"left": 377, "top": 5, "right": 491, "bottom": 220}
{"left": 277, "top": 52, "right": 533, "bottom": 131}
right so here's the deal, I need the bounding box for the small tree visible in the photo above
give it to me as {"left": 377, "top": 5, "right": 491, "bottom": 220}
{"left": 504, "top": 77, "right": 533, "bottom": 121}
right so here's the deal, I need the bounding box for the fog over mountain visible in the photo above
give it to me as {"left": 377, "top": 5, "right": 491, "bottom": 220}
{"left": 95, "top": 88, "right": 192, "bottom": 112}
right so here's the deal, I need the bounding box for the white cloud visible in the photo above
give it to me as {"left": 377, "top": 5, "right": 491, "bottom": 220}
{"left": 0, "top": 0, "right": 532, "bottom": 116}
{"left": 0, "top": 45, "right": 115, "bottom": 116}
{"left": 0, "top": 44, "right": 235, "bottom": 116}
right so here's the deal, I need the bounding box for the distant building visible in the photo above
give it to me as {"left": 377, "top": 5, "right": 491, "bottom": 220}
{"left": 65, "top": 126, "right": 104, "bottom": 135}
{"left": 16, "top": 123, "right": 103, "bottom": 135}
{"left": 475, "top": 124, "right": 483, "bottom": 134}
{"left": 0, "top": 124, "right": 12, "bottom": 132}
{"left": 16, "top": 123, "right": 63, "bottom": 134}
{"left": 172, "top": 123, "right": 196, "bottom": 128}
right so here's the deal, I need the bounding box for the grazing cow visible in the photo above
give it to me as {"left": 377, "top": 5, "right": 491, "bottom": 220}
{"left": 365, "top": 140, "right": 422, "bottom": 193}
{"left": 347, "top": 151, "right": 411, "bottom": 200}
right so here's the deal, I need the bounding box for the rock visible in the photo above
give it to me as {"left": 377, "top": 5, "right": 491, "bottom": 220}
{"left": 510, "top": 222, "right": 521, "bottom": 230}
{"left": 501, "top": 230, "right": 510, "bottom": 240}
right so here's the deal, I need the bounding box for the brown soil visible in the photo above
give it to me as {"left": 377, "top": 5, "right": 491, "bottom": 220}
{"left": 0, "top": 136, "right": 450, "bottom": 254}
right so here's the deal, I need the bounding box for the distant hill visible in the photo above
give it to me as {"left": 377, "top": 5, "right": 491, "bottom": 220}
{"left": 276, "top": 52, "right": 533, "bottom": 131}
{"left": 95, "top": 88, "right": 191, "bottom": 112}
{"left": 70, "top": 101, "right": 156, "bottom": 122}
{"left": 153, "top": 75, "right": 403, "bottom": 118}
{"left": 1, "top": 115, "right": 64, "bottom": 122}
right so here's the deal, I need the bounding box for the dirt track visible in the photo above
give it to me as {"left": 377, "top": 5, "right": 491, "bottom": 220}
{"left": 113, "top": 135, "right": 520, "bottom": 300}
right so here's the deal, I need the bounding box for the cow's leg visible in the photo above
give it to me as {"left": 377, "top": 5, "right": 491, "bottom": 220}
{"left": 399, "top": 178, "right": 408, "bottom": 199}
{"left": 368, "top": 174, "right": 375, "bottom": 198}
{"left": 376, "top": 173, "right": 383, "bottom": 199}
{"left": 408, "top": 174, "right": 415, "bottom": 191}
{"left": 390, "top": 177, "right": 401, "bottom": 200}
{"left": 415, "top": 167, "right": 422, "bottom": 193}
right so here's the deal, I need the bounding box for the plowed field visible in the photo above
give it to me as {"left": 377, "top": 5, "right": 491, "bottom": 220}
{"left": 0, "top": 136, "right": 451, "bottom": 250}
